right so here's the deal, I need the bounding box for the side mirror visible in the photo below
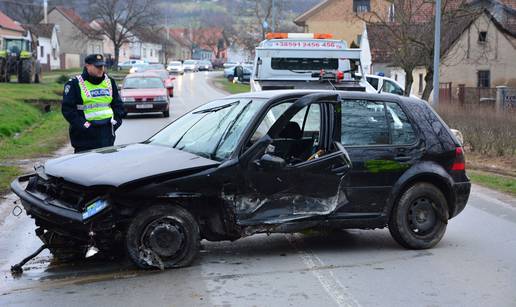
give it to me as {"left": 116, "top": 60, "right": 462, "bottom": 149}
{"left": 259, "top": 154, "right": 286, "bottom": 169}
{"left": 240, "top": 135, "right": 272, "bottom": 168}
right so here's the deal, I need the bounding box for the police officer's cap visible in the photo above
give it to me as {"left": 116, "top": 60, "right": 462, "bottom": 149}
{"left": 85, "top": 54, "right": 106, "bottom": 66}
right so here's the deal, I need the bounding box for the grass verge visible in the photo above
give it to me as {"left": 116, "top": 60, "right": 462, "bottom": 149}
{"left": 213, "top": 77, "right": 250, "bottom": 94}
{"left": 0, "top": 166, "right": 21, "bottom": 195}
{"left": 0, "top": 81, "right": 69, "bottom": 193}
{"left": 469, "top": 170, "right": 516, "bottom": 197}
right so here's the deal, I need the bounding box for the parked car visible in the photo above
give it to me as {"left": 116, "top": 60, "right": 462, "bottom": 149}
{"left": 11, "top": 90, "right": 470, "bottom": 270}
{"left": 182, "top": 59, "right": 199, "bottom": 72}
{"left": 365, "top": 74, "right": 409, "bottom": 96}
{"left": 223, "top": 65, "right": 237, "bottom": 79}
{"left": 167, "top": 61, "right": 184, "bottom": 75}
{"left": 146, "top": 69, "right": 175, "bottom": 97}
{"left": 129, "top": 64, "right": 165, "bottom": 74}
{"left": 198, "top": 60, "right": 213, "bottom": 71}
{"left": 119, "top": 72, "right": 170, "bottom": 117}
{"left": 223, "top": 61, "right": 238, "bottom": 68}
{"left": 118, "top": 60, "right": 147, "bottom": 70}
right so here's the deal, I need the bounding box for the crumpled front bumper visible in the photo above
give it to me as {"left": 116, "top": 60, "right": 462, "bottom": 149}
{"left": 10, "top": 174, "right": 109, "bottom": 230}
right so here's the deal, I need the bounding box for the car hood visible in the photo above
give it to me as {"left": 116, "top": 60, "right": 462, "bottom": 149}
{"left": 44, "top": 143, "right": 219, "bottom": 187}
{"left": 121, "top": 88, "right": 166, "bottom": 97}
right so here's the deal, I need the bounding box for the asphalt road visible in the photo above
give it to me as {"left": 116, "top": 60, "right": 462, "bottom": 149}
{"left": 0, "top": 72, "right": 515, "bottom": 306}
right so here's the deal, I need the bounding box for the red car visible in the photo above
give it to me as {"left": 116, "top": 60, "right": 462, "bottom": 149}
{"left": 146, "top": 69, "right": 175, "bottom": 97}
{"left": 120, "top": 73, "right": 171, "bottom": 117}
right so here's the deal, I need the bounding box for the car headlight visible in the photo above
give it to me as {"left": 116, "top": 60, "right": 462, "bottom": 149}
{"left": 122, "top": 96, "right": 135, "bottom": 102}
{"left": 155, "top": 95, "right": 167, "bottom": 101}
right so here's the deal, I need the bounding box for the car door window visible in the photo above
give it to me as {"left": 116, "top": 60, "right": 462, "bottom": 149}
{"left": 382, "top": 80, "right": 403, "bottom": 95}
{"left": 367, "top": 77, "right": 379, "bottom": 90}
{"left": 249, "top": 102, "right": 322, "bottom": 164}
{"left": 386, "top": 102, "right": 417, "bottom": 145}
{"left": 341, "top": 100, "right": 389, "bottom": 146}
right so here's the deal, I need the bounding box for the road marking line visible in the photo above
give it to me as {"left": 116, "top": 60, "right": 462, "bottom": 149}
{"left": 286, "top": 234, "right": 361, "bottom": 307}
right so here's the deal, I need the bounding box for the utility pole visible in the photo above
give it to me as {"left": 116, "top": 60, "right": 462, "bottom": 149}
{"left": 272, "top": 0, "right": 276, "bottom": 32}
{"left": 43, "top": 0, "right": 48, "bottom": 24}
{"left": 432, "top": 0, "right": 441, "bottom": 107}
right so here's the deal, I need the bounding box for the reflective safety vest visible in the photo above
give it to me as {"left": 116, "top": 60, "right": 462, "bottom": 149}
{"left": 76, "top": 74, "right": 114, "bottom": 122}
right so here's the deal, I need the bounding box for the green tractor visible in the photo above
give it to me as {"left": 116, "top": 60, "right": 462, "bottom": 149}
{"left": 0, "top": 36, "right": 41, "bottom": 83}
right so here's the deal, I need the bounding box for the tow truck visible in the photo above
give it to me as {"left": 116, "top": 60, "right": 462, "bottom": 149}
{"left": 249, "top": 33, "right": 374, "bottom": 92}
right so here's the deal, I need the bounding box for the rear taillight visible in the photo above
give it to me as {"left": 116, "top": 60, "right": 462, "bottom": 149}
{"left": 451, "top": 147, "right": 465, "bottom": 171}
{"left": 336, "top": 70, "right": 344, "bottom": 82}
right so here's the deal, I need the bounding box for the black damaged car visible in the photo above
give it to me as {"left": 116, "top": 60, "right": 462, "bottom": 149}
{"left": 11, "top": 90, "right": 471, "bottom": 269}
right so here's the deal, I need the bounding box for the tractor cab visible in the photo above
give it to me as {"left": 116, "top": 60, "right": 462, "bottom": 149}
{"left": 0, "top": 36, "right": 40, "bottom": 83}
{"left": 2, "top": 37, "right": 32, "bottom": 58}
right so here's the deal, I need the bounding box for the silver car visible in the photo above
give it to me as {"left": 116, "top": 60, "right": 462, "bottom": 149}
{"left": 167, "top": 61, "right": 184, "bottom": 75}
{"left": 183, "top": 60, "right": 198, "bottom": 72}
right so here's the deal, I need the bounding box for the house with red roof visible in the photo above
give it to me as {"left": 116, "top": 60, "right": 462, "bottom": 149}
{"left": 0, "top": 10, "right": 25, "bottom": 38}
{"left": 46, "top": 6, "right": 103, "bottom": 68}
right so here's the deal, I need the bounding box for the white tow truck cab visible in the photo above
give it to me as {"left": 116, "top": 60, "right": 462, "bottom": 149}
{"left": 251, "top": 33, "right": 374, "bottom": 92}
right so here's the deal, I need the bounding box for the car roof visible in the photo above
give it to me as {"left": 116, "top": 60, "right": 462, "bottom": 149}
{"left": 125, "top": 72, "right": 162, "bottom": 79}
{"left": 223, "top": 89, "right": 423, "bottom": 106}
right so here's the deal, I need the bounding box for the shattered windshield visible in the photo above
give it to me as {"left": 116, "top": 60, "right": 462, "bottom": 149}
{"left": 147, "top": 98, "right": 267, "bottom": 160}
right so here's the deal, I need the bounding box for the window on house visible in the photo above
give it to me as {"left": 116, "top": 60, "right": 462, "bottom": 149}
{"left": 353, "top": 0, "right": 370, "bottom": 12}
{"left": 478, "top": 31, "right": 487, "bottom": 43}
{"left": 418, "top": 73, "right": 423, "bottom": 93}
{"left": 40, "top": 46, "right": 44, "bottom": 57}
{"left": 477, "top": 70, "right": 490, "bottom": 88}
{"left": 143, "top": 48, "right": 147, "bottom": 57}
{"left": 357, "top": 34, "right": 362, "bottom": 45}
{"left": 52, "top": 48, "right": 56, "bottom": 60}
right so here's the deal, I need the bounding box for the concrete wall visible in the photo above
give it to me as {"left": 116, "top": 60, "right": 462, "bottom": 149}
{"left": 301, "top": 0, "right": 390, "bottom": 46}
{"left": 441, "top": 13, "right": 516, "bottom": 88}
{"left": 389, "top": 67, "right": 427, "bottom": 97}
{"left": 61, "top": 53, "right": 80, "bottom": 69}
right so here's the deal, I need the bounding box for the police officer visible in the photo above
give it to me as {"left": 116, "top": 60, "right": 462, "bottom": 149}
{"left": 62, "top": 54, "right": 124, "bottom": 153}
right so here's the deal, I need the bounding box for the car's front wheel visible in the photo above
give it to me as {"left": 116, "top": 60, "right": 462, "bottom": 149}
{"left": 389, "top": 183, "right": 449, "bottom": 249}
{"left": 126, "top": 205, "right": 199, "bottom": 269}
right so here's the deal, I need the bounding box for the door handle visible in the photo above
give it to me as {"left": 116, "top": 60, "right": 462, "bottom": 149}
{"left": 394, "top": 155, "right": 411, "bottom": 162}
{"left": 331, "top": 165, "right": 349, "bottom": 175}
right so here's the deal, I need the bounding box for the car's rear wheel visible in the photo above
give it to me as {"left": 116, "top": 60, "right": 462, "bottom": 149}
{"left": 126, "top": 205, "right": 199, "bottom": 269}
{"left": 163, "top": 110, "right": 170, "bottom": 117}
{"left": 389, "top": 183, "right": 448, "bottom": 249}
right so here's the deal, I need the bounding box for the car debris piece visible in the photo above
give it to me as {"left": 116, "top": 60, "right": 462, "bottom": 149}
{"left": 11, "top": 244, "right": 47, "bottom": 277}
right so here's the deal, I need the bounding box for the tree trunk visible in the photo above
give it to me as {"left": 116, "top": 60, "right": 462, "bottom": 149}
{"left": 404, "top": 68, "right": 414, "bottom": 97}
{"left": 114, "top": 44, "right": 120, "bottom": 70}
{"left": 421, "top": 68, "right": 434, "bottom": 101}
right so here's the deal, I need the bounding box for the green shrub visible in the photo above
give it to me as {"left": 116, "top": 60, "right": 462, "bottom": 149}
{"left": 56, "top": 74, "right": 70, "bottom": 84}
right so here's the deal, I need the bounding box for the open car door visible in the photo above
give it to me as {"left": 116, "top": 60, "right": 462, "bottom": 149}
{"left": 236, "top": 93, "right": 352, "bottom": 225}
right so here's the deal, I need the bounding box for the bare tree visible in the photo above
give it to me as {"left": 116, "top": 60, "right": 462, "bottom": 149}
{"left": 88, "top": 0, "right": 159, "bottom": 67}
{"left": 359, "top": 0, "right": 480, "bottom": 99}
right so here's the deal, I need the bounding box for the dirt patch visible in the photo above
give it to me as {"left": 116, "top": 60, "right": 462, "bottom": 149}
{"left": 24, "top": 99, "right": 62, "bottom": 113}
{"left": 467, "top": 153, "right": 516, "bottom": 178}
